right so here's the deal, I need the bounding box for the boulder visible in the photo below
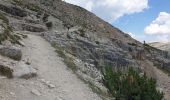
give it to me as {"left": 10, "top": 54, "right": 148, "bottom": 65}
{"left": 13, "top": 62, "right": 37, "bottom": 79}
{"left": 0, "top": 46, "right": 22, "bottom": 61}
{"left": 21, "top": 23, "right": 47, "bottom": 32}
{"left": 0, "top": 4, "right": 27, "bottom": 17}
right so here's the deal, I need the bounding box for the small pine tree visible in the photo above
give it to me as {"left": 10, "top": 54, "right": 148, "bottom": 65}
{"left": 103, "top": 67, "right": 164, "bottom": 100}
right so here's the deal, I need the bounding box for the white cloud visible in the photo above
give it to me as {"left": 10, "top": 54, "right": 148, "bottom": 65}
{"left": 144, "top": 12, "right": 170, "bottom": 35}
{"left": 64, "top": 0, "right": 149, "bottom": 22}
{"left": 155, "top": 35, "right": 169, "bottom": 42}
{"left": 128, "top": 32, "right": 136, "bottom": 38}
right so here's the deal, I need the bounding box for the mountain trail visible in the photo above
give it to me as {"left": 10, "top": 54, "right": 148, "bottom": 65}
{"left": 142, "top": 60, "right": 170, "bottom": 100}
{"left": 0, "top": 33, "right": 101, "bottom": 100}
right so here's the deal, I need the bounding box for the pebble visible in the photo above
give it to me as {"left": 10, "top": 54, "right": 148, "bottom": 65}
{"left": 31, "top": 89, "right": 41, "bottom": 96}
{"left": 48, "top": 84, "right": 55, "bottom": 88}
{"left": 9, "top": 92, "right": 15, "bottom": 97}
{"left": 40, "top": 79, "right": 55, "bottom": 88}
{"left": 56, "top": 97, "right": 63, "bottom": 100}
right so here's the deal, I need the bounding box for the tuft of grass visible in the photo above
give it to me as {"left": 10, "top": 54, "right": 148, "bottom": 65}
{"left": 0, "top": 12, "right": 9, "bottom": 24}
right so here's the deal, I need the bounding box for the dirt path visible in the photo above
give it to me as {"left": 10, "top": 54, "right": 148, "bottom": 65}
{"left": 154, "top": 66, "right": 170, "bottom": 100}
{"left": 0, "top": 34, "right": 101, "bottom": 100}
{"left": 142, "top": 60, "right": 170, "bottom": 100}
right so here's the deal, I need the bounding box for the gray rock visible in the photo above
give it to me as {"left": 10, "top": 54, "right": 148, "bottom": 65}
{"left": 31, "top": 89, "right": 41, "bottom": 96}
{"left": 0, "top": 4, "right": 27, "bottom": 17}
{"left": 0, "top": 46, "right": 22, "bottom": 61}
{"left": 40, "top": 79, "right": 55, "bottom": 88}
{"left": 13, "top": 62, "right": 37, "bottom": 79}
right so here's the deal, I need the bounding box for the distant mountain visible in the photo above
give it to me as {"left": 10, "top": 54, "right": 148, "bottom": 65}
{"left": 149, "top": 42, "right": 170, "bottom": 51}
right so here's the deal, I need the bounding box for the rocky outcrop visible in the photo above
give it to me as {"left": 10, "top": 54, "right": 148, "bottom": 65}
{"left": 13, "top": 62, "right": 37, "bottom": 79}
{"left": 0, "top": 63, "right": 13, "bottom": 78}
{"left": 0, "top": 46, "right": 22, "bottom": 61}
{"left": 0, "top": 4, "right": 27, "bottom": 17}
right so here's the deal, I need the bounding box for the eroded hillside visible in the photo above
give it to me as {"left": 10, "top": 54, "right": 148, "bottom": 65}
{"left": 0, "top": 0, "right": 170, "bottom": 99}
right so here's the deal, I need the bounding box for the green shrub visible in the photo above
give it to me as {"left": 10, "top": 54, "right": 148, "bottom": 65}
{"left": 103, "top": 67, "right": 164, "bottom": 100}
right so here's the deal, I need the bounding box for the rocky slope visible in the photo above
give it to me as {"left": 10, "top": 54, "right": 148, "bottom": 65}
{"left": 0, "top": 0, "right": 170, "bottom": 99}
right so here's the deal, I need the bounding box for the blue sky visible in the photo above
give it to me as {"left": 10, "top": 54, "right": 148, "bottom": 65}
{"left": 64, "top": 0, "right": 170, "bottom": 43}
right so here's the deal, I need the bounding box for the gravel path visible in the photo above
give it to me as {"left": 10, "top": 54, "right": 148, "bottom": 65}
{"left": 0, "top": 34, "right": 101, "bottom": 100}
{"left": 142, "top": 60, "right": 170, "bottom": 100}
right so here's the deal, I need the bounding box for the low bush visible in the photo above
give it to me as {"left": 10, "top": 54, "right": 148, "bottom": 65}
{"left": 103, "top": 67, "right": 164, "bottom": 100}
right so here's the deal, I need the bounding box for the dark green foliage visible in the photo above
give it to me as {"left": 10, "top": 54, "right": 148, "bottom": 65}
{"left": 46, "top": 22, "right": 53, "bottom": 29}
{"left": 95, "top": 41, "right": 100, "bottom": 45}
{"left": 103, "top": 67, "right": 164, "bottom": 100}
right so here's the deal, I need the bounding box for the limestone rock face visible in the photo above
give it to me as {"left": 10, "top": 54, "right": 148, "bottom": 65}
{"left": 0, "top": 46, "right": 22, "bottom": 61}
{"left": 0, "top": 4, "right": 27, "bottom": 17}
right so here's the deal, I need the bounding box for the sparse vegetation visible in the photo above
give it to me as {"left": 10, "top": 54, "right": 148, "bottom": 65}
{"left": 128, "top": 43, "right": 137, "bottom": 47}
{"left": 103, "top": 67, "right": 164, "bottom": 100}
{"left": 144, "top": 43, "right": 161, "bottom": 53}
{"left": 16, "top": 33, "right": 28, "bottom": 38}
{"left": 95, "top": 41, "right": 100, "bottom": 45}
{"left": 52, "top": 43, "right": 77, "bottom": 72}
{"left": 12, "top": 0, "right": 43, "bottom": 12}
{"left": 0, "top": 12, "right": 23, "bottom": 45}
{"left": 78, "top": 28, "right": 86, "bottom": 37}
{"left": 43, "top": 13, "right": 49, "bottom": 22}
{"left": 45, "top": 22, "right": 53, "bottom": 29}
{"left": 0, "top": 12, "right": 9, "bottom": 24}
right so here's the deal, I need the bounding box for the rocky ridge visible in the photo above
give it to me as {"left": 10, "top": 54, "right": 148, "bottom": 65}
{"left": 0, "top": 0, "right": 169, "bottom": 99}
